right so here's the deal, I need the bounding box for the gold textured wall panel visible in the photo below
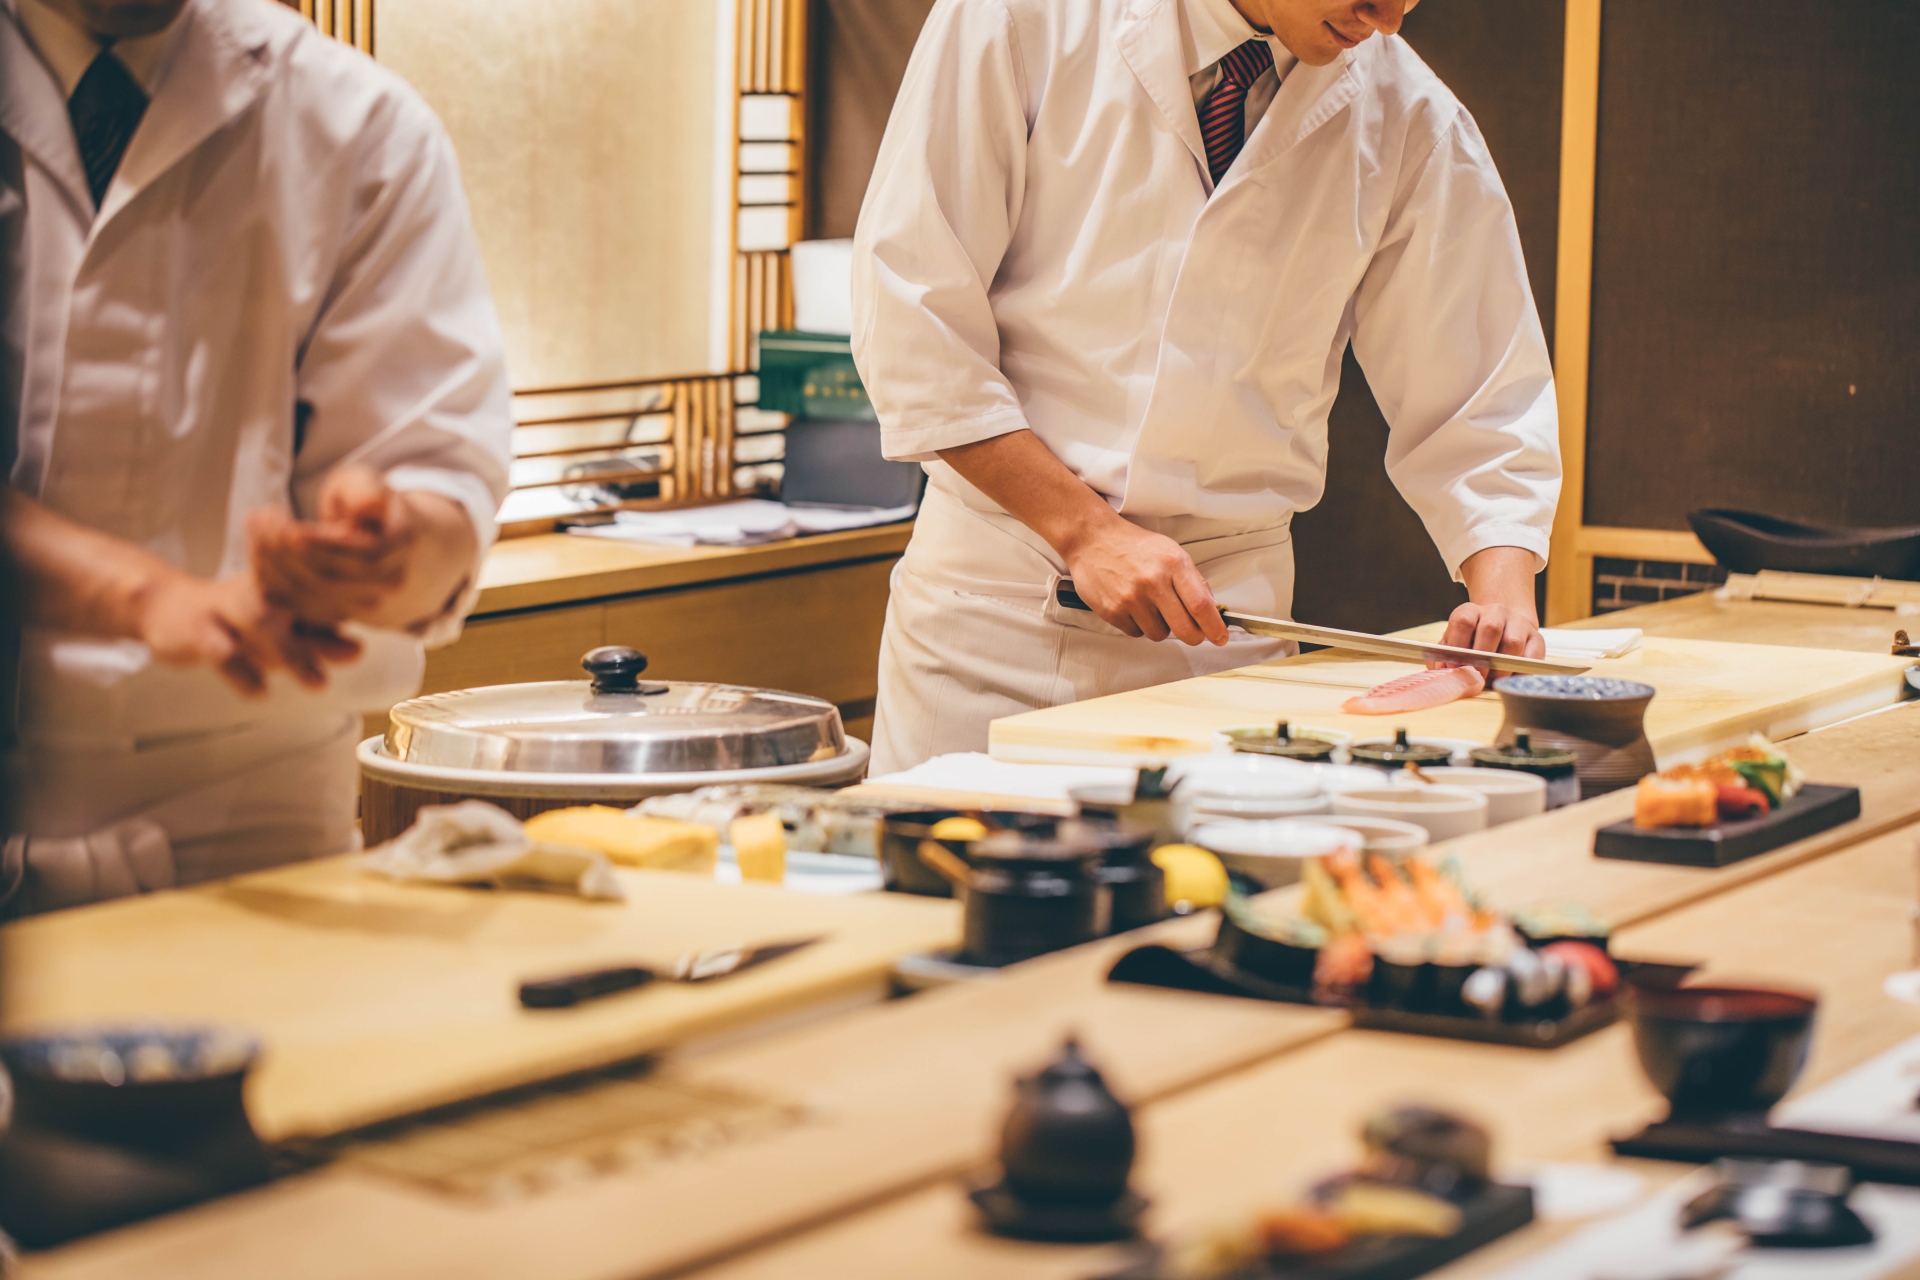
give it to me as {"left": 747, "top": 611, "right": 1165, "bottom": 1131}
{"left": 375, "top": 0, "right": 722, "bottom": 389}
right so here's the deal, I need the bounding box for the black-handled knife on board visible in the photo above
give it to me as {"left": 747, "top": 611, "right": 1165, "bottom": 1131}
{"left": 518, "top": 936, "right": 825, "bottom": 1010}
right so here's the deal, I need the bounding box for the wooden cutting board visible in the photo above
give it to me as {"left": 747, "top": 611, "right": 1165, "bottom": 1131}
{"left": 989, "top": 633, "right": 1912, "bottom": 764}
{"left": 0, "top": 859, "right": 958, "bottom": 1142}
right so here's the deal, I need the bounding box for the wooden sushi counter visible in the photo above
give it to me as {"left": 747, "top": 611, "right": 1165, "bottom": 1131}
{"left": 26, "top": 696, "right": 1920, "bottom": 1280}
{"left": 19, "top": 593, "right": 1920, "bottom": 1279}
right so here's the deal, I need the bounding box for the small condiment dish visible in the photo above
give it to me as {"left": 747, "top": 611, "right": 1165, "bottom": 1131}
{"left": 1187, "top": 819, "right": 1364, "bottom": 889}
{"left": 1330, "top": 785, "right": 1489, "bottom": 844}
{"left": 1308, "top": 815, "right": 1429, "bottom": 854}
{"left": 1393, "top": 767, "right": 1547, "bottom": 826}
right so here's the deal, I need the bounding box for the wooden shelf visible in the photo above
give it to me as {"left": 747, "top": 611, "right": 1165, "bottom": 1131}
{"left": 474, "top": 523, "right": 915, "bottom": 615}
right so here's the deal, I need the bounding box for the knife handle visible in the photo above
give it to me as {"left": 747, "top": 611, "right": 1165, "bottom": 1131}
{"left": 519, "top": 965, "right": 656, "bottom": 1009}
{"left": 1058, "top": 579, "right": 1226, "bottom": 622}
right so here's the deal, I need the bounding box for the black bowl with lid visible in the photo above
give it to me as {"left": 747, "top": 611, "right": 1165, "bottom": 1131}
{"left": 1469, "top": 729, "right": 1580, "bottom": 809}
{"left": 961, "top": 824, "right": 1110, "bottom": 967}
{"left": 1222, "top": 721, "right": 1337, "bottom": 763}
{"left": 1349, "top": 727, "right": 1453, "bottom": 771}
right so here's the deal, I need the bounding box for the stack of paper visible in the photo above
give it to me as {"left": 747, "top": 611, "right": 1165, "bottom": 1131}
{"left": 567, "top": 499, "right": 916, "bottom": 548}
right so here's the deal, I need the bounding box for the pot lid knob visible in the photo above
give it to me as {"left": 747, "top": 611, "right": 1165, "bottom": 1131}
{"left": 582, "top": 646, "right": 653, "bottom": 693}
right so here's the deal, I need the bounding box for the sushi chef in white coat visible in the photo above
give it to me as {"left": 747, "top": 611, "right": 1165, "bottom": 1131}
{"left": 0, "top": 0, "right": 512, "bottom": 912}
{"left": 854, "top": 0, "right": 1562, "bottom": 773}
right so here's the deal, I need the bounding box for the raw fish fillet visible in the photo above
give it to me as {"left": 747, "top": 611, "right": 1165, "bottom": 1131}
{"left": 1342, "top": 665, "right": 1486, "bottom": 715}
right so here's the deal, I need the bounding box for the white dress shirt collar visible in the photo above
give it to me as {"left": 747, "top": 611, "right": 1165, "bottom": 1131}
{"left": 15, "top": 0, "right": 173, "bottom": 98}
{"left": 1178, "top": 0, "right": 1298, "bottom": 83}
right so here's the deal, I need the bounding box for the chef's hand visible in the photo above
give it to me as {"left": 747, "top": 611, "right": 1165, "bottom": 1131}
{"left": 137, "top": 569, "right": 362, "bottom": 696}
{"left": 935, "top": 430, "right": 1232, "bottom": 647}
{"left": 1064, "top": 518, "right": 1231, "bottom": 645}
{"left": 1437, "top": 546, "right": 1545, "bottom": 663}
{"left": 249, "top": 465, "right": 476, "bottom": 634}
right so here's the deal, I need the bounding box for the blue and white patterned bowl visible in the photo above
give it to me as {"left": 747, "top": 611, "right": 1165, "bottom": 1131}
{"left": 0, "top": 1026, "right": 258, "bottom": 1086}
{"left": 1492, "top": 675, "right": 1655, "bottom": 701}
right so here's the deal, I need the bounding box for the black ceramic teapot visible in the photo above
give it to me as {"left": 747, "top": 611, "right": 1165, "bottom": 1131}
{"left": 970, "top": 1036, "right": 1147, "bottom": 1241}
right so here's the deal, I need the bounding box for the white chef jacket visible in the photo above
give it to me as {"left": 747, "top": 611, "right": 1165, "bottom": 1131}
{"left": 853, "top": 0, "right": 1560, "bottom": 578}
{"left": 0, "top": 0, "right": 513, "bottom": 903}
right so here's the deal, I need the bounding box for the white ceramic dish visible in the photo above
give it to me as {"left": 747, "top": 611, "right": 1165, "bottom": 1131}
{"left": 1183, "top": 794, "right": 1333, "bottom": 828}
{"left": 1308, "top": 763, "right": 1404, "bottom": 794}
{"left": 1330, "top": 785, "right": 1489, "bottom": 843}
{"left": 1187, "top": 819, "right": 1365, "bottom": 889}
{"left": 1167, "top": 754, "right": 1322, "bottom": 797}
{"left": 1393, "top": 767, "right": 1547, "bottom": 827}
{"left": 1311, "top": 815, "right": 1429, "bottom": 854}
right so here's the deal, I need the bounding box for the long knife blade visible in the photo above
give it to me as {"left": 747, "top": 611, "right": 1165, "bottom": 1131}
{"left": 669, "top": 936, "right": 825, "bottom": 984}
{"left": 1053, "top": 581, "right": 1588, "bottom": 676}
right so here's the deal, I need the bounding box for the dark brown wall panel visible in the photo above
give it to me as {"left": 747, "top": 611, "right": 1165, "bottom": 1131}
{"left": 1583, "top": 0, "right": 1920, "bottom": 531}
{"left": 807, "top": 0, "right": 937, "bottom": 240}
{"left": 1293, "top": 2, "right": 1565, "bottom": 631}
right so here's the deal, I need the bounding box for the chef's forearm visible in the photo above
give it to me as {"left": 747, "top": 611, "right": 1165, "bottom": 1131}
{"left": 935, "top": 430, "right": 1126, "bottom": 561}
{"left": 0, "top": 488, "right": 179, "bottom": 638}
{"left": 1459, "top": 546, "right": 1541, "bottom": 613}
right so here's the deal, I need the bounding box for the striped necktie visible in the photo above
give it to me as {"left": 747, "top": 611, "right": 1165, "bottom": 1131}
{"left": 69, "top": 49, "right": 149, "bottom": 209}
{"left": 1197, "top": 39, "right": 1274, "bottom": 186}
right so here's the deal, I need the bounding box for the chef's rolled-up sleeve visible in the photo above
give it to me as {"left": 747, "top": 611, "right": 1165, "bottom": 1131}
{"left": 852, "top": 0, "right": 1033, "bottom": 462}
{"left": 1350, "top": 111, "right": 1561, "bottom": 581}
{"left": 291, "top": 87, "right": 514, "bottom": 647}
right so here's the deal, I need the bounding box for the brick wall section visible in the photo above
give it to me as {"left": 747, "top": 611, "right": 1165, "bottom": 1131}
{"left": 1592, "top": 558, "right": 1729, "bottom": 614}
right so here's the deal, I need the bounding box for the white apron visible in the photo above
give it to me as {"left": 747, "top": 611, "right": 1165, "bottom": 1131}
{"left": 869, "top": 482, "right": 1293, "bottom": 774}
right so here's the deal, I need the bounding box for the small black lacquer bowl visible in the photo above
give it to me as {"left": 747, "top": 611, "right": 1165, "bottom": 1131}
{"left": 1628, "top": 984, "right": 1817, "bottom": 1122}
{"left": 0, "top": 1026, "right": 269, "bottom": 1248}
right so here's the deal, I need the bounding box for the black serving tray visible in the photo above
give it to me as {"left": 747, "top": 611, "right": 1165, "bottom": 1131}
{"left": 1612, "top": 1118, "right": 1920, "bottom": 1186}
{"left": 1097, "top": 1181, "right": 1535, "bottom": 1280}
{"left": 1106, "top": 945, "right": 1695, "bottom": 1050}
{"left": 1593, "top": 783, "right": 1860, "bottom": 868}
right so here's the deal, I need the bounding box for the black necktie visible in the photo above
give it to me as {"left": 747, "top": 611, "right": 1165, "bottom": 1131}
{"left": 69, "top": 50, "right": 148, "bottom": 208}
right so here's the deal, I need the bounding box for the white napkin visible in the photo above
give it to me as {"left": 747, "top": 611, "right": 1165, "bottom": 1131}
{"left": 867, "top": 753, "right": 1138, "bottom": 803}
{"left": 363, "top": 801, "right": 624, "bottom": 901}
{"left": 1539, "top": 627, "right": 1643, "bottom": 660}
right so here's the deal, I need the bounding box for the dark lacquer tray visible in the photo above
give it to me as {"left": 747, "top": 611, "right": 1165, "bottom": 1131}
{"left": 1106, "top": 944, "right": 1695, "bottom": 1050}
{"left": 1613, "top": 1119, "right": 1920, "bottom": 1186}
{"left": 1593, "top": 783, "right": 1860, "bottom": 868}
{"left": 1096, "top": 1181, "right": 1535, "bottom": 1280}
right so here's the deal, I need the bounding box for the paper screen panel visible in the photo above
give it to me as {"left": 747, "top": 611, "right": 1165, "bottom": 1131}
{"left": 375, "top": 0, "right": 722, "bottom": 388}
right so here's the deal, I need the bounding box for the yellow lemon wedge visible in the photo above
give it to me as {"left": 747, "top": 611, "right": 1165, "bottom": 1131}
{"left": 928, "top": 815, "right": 990, "bottom": 842}
{"left": 1151, "top": 844, "right": 1229, "bottom": 910}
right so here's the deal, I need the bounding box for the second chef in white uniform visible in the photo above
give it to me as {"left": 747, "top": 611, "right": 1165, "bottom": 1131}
{"left": 1, "top": 0, "right": 511, "bottom": 911}
{"left": 854, "top": 0, "right": 1561, "bottom": 774}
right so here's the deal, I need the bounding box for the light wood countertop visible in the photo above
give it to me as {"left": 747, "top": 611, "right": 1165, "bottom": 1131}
{"left": 471, "top": 523, "right": 914, "bottom": 615}
{"left": 33, "top": 701, "right": 1920, "bottom": 1280}
{"left": 683, "top": 819, "right": 1920, "bottom": 1280}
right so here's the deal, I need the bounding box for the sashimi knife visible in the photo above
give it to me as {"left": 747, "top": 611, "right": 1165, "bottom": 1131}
{"left": 1053, "top": 580, "right": 1588, "bottom": 676}
{"left": 518, "top": 937, "right": 824, "bottom": 1009}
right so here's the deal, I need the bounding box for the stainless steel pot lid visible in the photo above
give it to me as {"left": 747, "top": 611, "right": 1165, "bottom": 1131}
{"left": 385, "top": 646, "right": 847, "bottom": 775}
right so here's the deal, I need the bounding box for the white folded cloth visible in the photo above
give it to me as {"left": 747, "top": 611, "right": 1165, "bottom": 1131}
{"left": 867, "top": 753, "right": 1138, "bottom": 804}
{"left": 363, "top": 801, "right": 624, "bottom": 901}
{"left": 1538, "top": 627, "right": 1643, "bottom": 660}
{"left": 568, "top": 499, "right": 916, "bottom": 548}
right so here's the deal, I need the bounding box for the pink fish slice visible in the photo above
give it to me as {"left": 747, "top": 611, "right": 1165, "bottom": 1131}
{"left": 1342, "top": 665, "right": 1487, "bottom": 715}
